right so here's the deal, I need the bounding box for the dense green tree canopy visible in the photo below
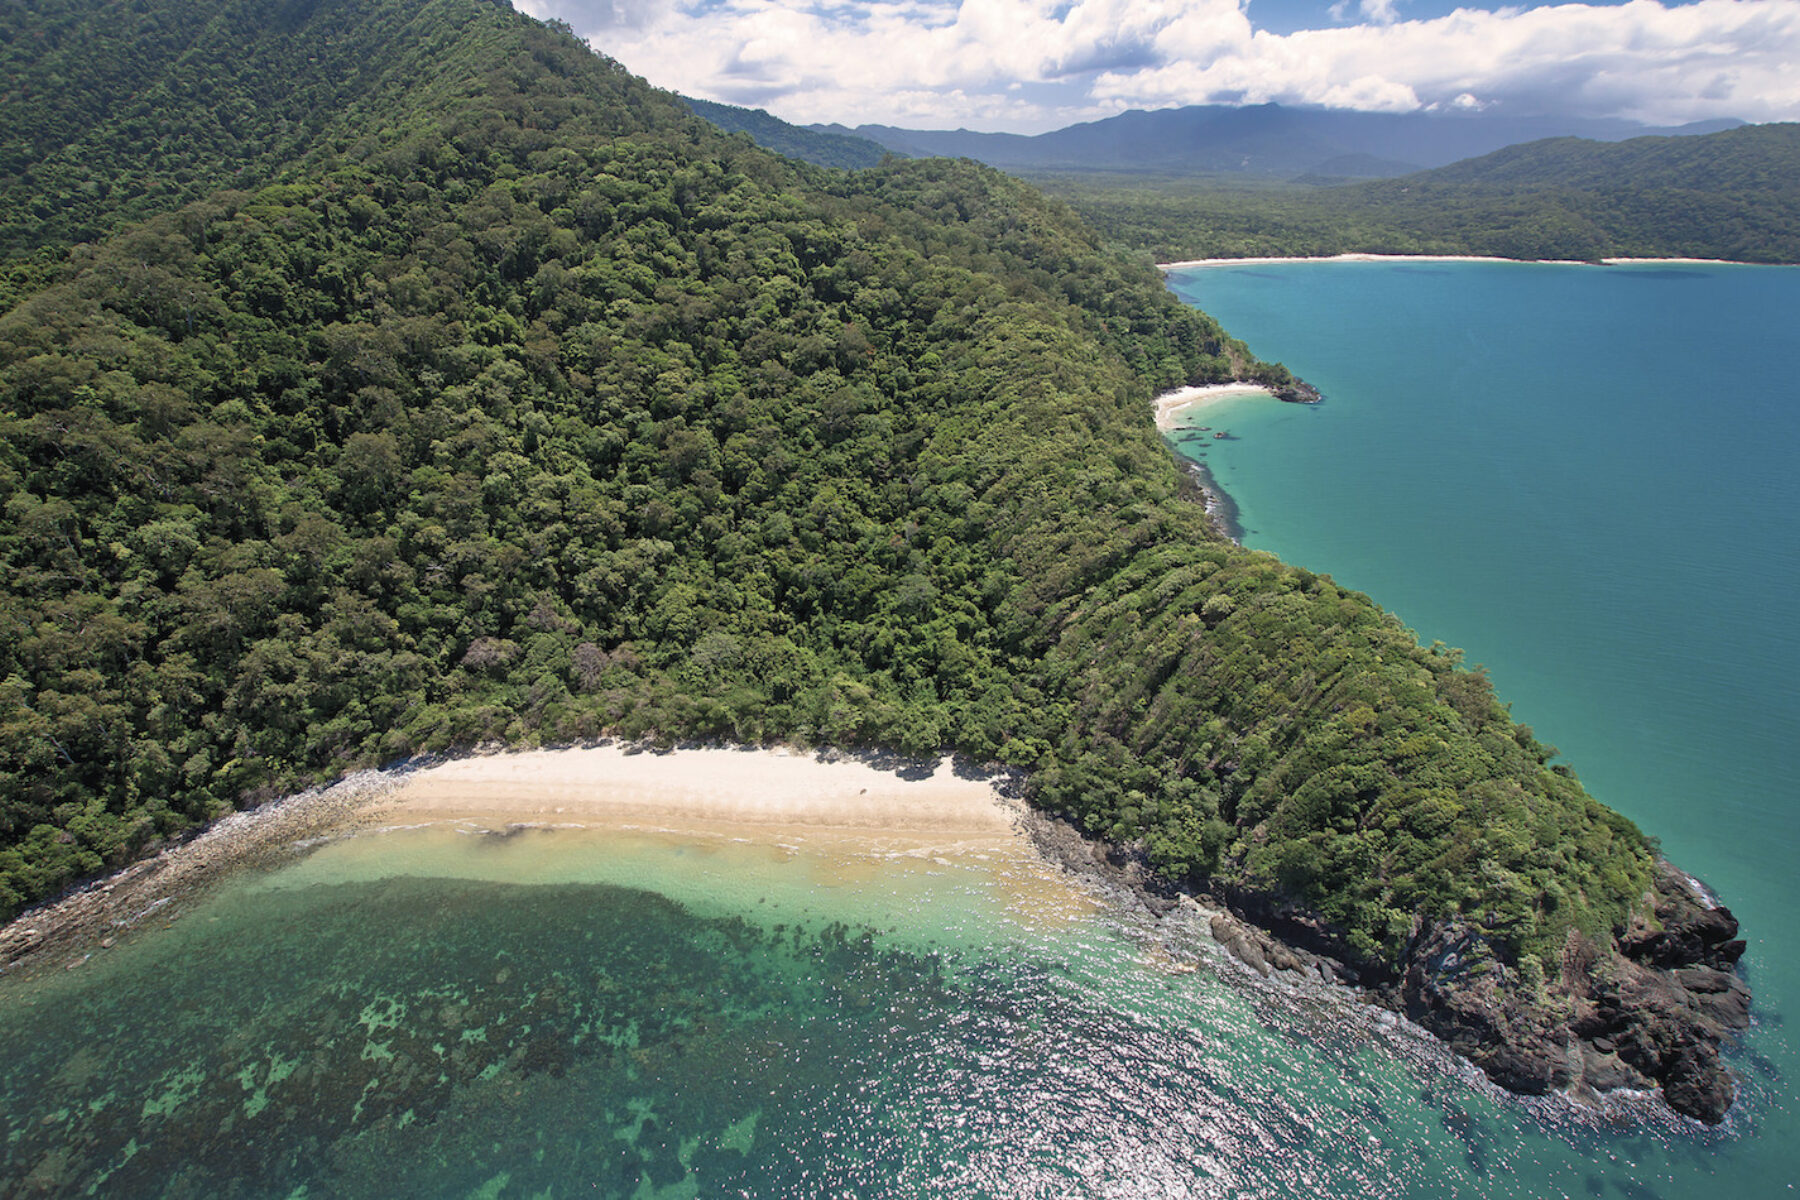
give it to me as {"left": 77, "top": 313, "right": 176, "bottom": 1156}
{"left": 0, "top": 0, "right": 1652, "bottom": 984}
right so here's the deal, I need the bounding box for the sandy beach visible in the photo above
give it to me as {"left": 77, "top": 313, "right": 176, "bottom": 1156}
{"left": 0, "top": 745, "right": 1077, "bottom": 975}
{"left": 1160, "top": 252, "right": 1559, "bottom": 270}
{"left": 1159, "top": 252, "right": 1751, "bottom": 270}
{"left": 367, "top": 745, "right": 1025, "bottom": 853}
{"left": 1154, "top": 382, "right": 1275, "bottom": 431}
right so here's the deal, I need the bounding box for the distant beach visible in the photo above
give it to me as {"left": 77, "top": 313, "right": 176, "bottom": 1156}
{"left": 1159, "top": 253, "right": 1749, "bottom": 270}
{"left": 1153, "top": 382, "right": 1275, "bottom": 431}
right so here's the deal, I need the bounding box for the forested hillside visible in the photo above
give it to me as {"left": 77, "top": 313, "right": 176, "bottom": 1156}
{"left": 1041, "top": 123, "right": 1800, "bottom": 263}
{"left": 0, "top": 0, "right": 1740, "bottom": 1119}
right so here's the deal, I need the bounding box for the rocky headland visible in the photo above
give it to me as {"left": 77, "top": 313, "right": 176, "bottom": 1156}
{"left": 1384, "top": 862, "right": 1749, "bottom": 1123}
{"left": 1026, "top": 811, "right": 1750, "bottom": 1124}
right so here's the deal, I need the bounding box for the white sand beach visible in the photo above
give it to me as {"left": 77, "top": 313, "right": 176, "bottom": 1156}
{"left": 369, "top": 745, "right": 1020, "bottom": 845}
{"left": 277, "top": 744, "right": 1110, "bottom": 934}
{"left": 1154, "top": 383, "right": 1275, "bottom": 431}
{"left": 3, "top": 745, "right": 1118, "bottom": 974}
{"left": 1158, "top": 253, "right": 1536, "bottom": 270}
{"left": 1159, "top": 253, "right": 1753, "bottom": 270}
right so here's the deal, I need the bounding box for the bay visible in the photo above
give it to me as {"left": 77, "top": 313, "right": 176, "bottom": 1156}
{"left": 0, "top": 822, "right": 1741, "bottom": 1198}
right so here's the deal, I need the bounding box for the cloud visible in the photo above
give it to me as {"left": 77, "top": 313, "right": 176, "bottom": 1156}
{"left": 518, "top": 0, "right": 677, "bottom": 32}
{"left": 1329, "top": 0, "right": 1403, "bottom": 26}
{"left": 518, "top": 0, "right": 1800, "bottom": 132}
{"left": 1101, "top": 0, "right": 1800, "bottom": 124}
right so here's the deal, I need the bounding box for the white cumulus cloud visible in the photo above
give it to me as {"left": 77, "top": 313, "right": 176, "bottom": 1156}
{"left": 515, "top": 0, "right": 1800, "bottom": 131}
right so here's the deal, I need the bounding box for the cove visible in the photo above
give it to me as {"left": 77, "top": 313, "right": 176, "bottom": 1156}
{"left": 0, "top": 816, "right": 1753, "bottom": 1197}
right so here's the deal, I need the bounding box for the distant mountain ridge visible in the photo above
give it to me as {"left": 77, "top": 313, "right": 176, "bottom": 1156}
{"left": 1407, "top": 121, "right": 1800, "bottom": 191}
{"left": 815, "top": 104, "right": 1742, "bottom": 178}
{"left": 681, "top": 96, "right": 895, "bottom": 169}
{"left": 1043, "top": 121, "right": 1800, "bottom": 263}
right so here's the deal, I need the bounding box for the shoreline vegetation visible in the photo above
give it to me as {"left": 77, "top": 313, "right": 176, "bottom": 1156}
{"left": 0, "top": 767, "right": 409, "bottom": 978}
{"left": 0, "top": 738, "right": 1743, "bottom": 1129}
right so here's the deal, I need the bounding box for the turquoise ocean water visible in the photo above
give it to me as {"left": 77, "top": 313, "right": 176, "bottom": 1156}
{"left": 1163, "top": 259, "right": 1800, "bottom": 1196}
{"left": 0, "top": 261, "right": 1793, "bottom": 1198}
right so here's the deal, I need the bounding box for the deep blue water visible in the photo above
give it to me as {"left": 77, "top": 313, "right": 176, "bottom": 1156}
{"left": 1165, "top": 258, "right": 1800, "bottom": 1197}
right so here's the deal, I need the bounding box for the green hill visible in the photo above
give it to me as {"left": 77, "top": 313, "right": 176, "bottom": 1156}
{"left": 0, "top": 0, "right": 1744, "bottom": 1120}
{"left": 1419, "top": 122, "right": 1800, "bottom": 191}
{"left": 1040, "top": 123, "right": 1800, "bottom": 263}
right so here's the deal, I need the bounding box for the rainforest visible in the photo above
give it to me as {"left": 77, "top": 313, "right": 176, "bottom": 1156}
{"left": 0, "top": 0, "right": 1749, "bottom": 1125}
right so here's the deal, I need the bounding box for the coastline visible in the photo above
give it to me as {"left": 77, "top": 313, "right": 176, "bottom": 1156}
{"left": 0, "top": 740, "right": 1750, "bottom": 1124}
{"left": 1147, "top": 273, "right": 1754, "bottom": 1123}
{"left": 1154, "top": 383, "right": 1269, "bottom": 541}
{"left": 1159, "top": 253, "right": 1755, "bottom": 270}
{"left": 1152, "top": 381, "right": 1276, "bottom": 431}
{"left": 0, "top": 744, "right": 1053, "bottom": 979}
{"left": 0, "top": 767, "right": 410, "bottom": 978}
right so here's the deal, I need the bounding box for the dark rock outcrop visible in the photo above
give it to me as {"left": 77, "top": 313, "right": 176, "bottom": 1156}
{"left": 1023, "top": 808, "right": 1749, "bottom": 1125}
{"left": 1272, "top": 380, "right": 1323, "bottom": 404}
{"left": 1572, "top": 864, "right": 1751, "bottom": 1122}
{"left": 1393, "top": 863, "right": 1749, "bottom": 1123}
{"left": 1207, "top": 910, "right": 1350, "bottom": 984}
{"left": 1394, "top": 922, "right": 1577, "bottom": 1096}
{"left": 1620, "top": 867, "right": 1747, "bottom": 971}
{"left": 1209, "top": 861, "right": 1749, "bottom": 1122}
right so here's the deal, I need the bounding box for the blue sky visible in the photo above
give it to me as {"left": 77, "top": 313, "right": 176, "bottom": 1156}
{"left": 516, "top": 0, "right": 1800, "bottom": 133}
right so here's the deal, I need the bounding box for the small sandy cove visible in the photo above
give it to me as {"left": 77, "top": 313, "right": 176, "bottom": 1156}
{"left": 1154, "top": 383, "right": 1274, "bottom": 431}
{"left": 369, "top": 745, "right": 1024, "bottom": 854}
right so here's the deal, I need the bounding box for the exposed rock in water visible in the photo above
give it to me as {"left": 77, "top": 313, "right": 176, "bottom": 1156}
{"left": 1391, "top": 862, "right": 1750, "bottom": 1123}
{"left": 1582, "top": 863, "right": 1751, "bottom": 1122}
{"left": 1025, "top": 809, "right": 1750, "bottom": 1125}
{"left": 1272, "top": 380, "right": 1323, "bottom": 404}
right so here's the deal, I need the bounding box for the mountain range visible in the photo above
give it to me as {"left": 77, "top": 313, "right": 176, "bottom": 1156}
{"left": 809, "top": 103, "right": 1740, "bottom": 179}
